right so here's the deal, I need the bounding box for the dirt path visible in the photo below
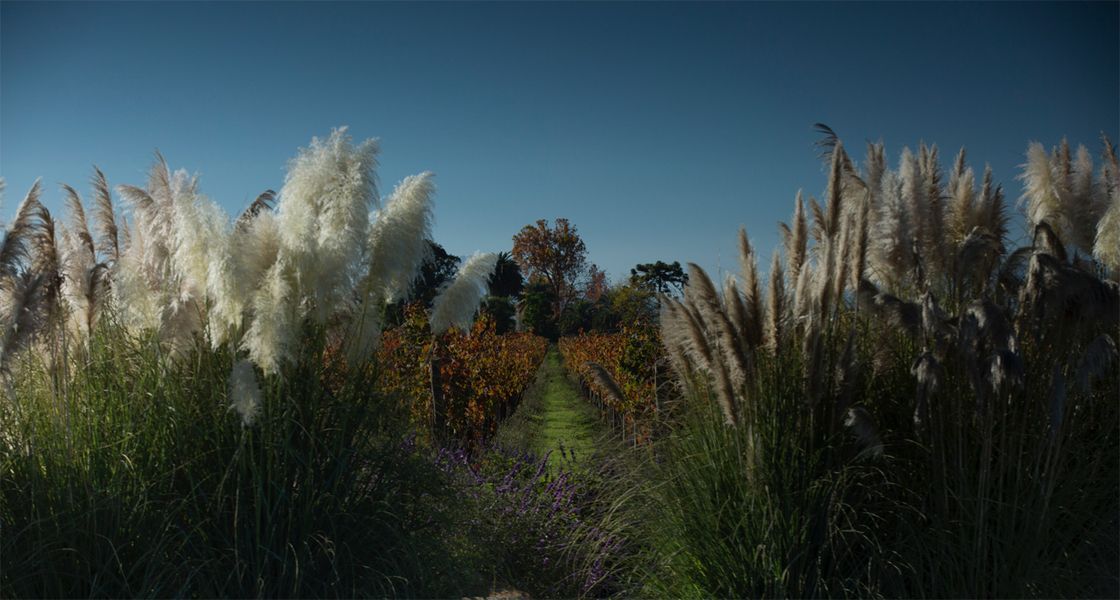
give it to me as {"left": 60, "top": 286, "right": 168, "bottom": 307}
{"left": 494, "top": 347, "right": 605, "bottom": 470}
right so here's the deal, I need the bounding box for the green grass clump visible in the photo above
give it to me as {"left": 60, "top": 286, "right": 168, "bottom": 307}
{"left": 0, "top": 319, "right": 477, "bottom": 597}
{"left": 612, "top": 320, "right": 1118, "bottom": 598}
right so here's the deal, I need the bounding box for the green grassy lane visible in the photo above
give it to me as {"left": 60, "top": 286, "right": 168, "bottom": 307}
{"left": 494, "top": 347, "right": 605, "bottom": 470}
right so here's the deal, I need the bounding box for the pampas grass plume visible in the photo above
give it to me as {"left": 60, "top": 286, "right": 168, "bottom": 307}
{"left": 1094, "top": 187, "right": 1120, "bottom": 275}
{"left": 430, "top": 252, "right": 498, "bottom": 334}
{"left": 277, "top": 128, "right": 379, "bottom": 321}
{"left": 365, "top": 172, "right": 436, "bottom": 303}
{"left": 241, "top": 258, "right": 295, "bottom": 376}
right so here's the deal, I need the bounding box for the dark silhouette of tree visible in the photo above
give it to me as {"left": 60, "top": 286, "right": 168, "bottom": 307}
{"left": 480, "top": 296, "right": 517, "bottom": 334}
{"left": 412, "top": 240, "right": 461, "bottom": 306}
{"left": 630, "top": 260, "right": 689, "bottom": 295}
{"left": 518, "top": 280, "right": 559, "bottom": 340}
{"left": 488, "top": 251, "right": 524, "bottom": 298}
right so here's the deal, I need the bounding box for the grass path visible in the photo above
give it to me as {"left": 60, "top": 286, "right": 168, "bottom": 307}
{"left": 494, "top": 347, "right": 605, "bottom": 469}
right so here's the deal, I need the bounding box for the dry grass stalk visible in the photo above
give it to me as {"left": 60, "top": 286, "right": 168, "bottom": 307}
{"left": 788, "top": 191, "right": 808, "bottom": 286}
{"left": 737, "top": 228, "right": 764, "bottom": 348}
{"left": 686, "top": 263, "right": 748, "bottom": 387}
{"left": 765, "top": 250, "right": 785, "bottom": 351}
{"left": 91, "top": 167, "right": 120, "bottom": 263}
{"left": 584, "top": 361, "right": 627, "bottom": 408}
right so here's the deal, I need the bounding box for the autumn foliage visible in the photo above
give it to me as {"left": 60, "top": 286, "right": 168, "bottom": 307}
{"left": 378, "top": 305, "right": 548, "bottom": 444}
{"left": 512, "top": 218, "right": 589, "bottom": 318}
{"left": 558, "top": 324, "right": 663, "bottom": 431}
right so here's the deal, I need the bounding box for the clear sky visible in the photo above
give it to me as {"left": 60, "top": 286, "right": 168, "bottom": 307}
{"left": 2, "top": 1, "right": 1117, "bottom": 283}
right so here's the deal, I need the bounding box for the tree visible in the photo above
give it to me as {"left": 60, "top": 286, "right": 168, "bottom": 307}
{"left": 630, "top": 260, "right": 688, "bottom": 295}
{"left": 480, "top": 295, "right": 517, "bottom": 334}
{"left": 413, "top": 240, "right": 462, "bottom": 306}
{"left": 511, "top": 218, "right": 588, "bottom": 319}
{"left": 518, "top": 280, "right": 559, "bottom": 340}
{"left": 488, "top": 251, "right": 524, "bottom": 298}
{"left": 584, "top": 263, "right": 608, "bottom": 303}
{"left": 605, "top": 282, "right": 657, "bottom": 327}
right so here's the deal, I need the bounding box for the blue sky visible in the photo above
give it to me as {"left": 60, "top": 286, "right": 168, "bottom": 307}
{"left": 2, "top": 1, "right": 1117, "bottom": 283}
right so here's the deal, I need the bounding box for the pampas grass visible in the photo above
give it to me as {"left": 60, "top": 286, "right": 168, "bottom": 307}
{"left": 0, "top": 129, "right": 542, "bottom": 599}
{"left": 365, "top": 172, "right": 436, "bottom": 304}
{"left": 277, "top": 127, "right": 379, "bottom": 323}
{"left": 765, "top": 250, "right": 785, "bottom": 351}
{"left": 737, "top": 228, "right": 764, "bottom": 348}
{"left": 430, "top": 252, "right": 499, "bottom": 334}
{"left": 871, "top": 170, "right": 913, "bottom": 290}
{"left": 636, "top": 129, "right": 1119, "bottom": 599}
{"left": 1094, "top": 185, "right": 1120, "bottom": 276}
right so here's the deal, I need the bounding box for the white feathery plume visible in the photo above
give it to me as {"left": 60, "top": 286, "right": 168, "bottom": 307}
{"left": 723, "top": 274, "right": 747, "bottom": 342}
{"left": 921, "top": 144, "right": 947, "bottom": 279}
{"left": 364, "top": 172, "right": 435, "bottom": 303}
{"left": 227, "top": 211, "right": 282, "bottom": 323}
{"left": 1093, "top": 186, "right": 1120, "bottom": 276}
{"left": 169, "top": 184, "right": 234, "bottom": 345}
{"left": 977, "top": 166, "right": 1009, "bottom": 247}
{"left": 1069, "top": 144, "right": 1097, "bottom": 251}
{"left": 850, "top": 192, "right": 871, "bottom": 291}
{"left": 241, "top": 257, "right": 295, "bottom": 376}
{"left": 658, "top": 296, "right": 696, "bottom": 382}
{"left": 90, "top": 167, "right": 119, "bottom": 264}
{"left": 112, "top": 229, "right": 163, "bottom": 332}
{"left": 900, "top": 148, "right": 925, "bottom": 251}
{"left": 949, "top": 164, "right": 976, "bottom": 244}
{"left": 864, "top": 142, "right": 886, "bottom": 210}
{"left": 210, "top": 207, "right": 282, "bottom": 350}
{"left": 430, "top": 252, "right": 498, "bottom": 334}
{"left": 0, "top": 272, "right": 48, "bottom": 373}
{"left": 228, "top": 359, "right": 263, "bottom": 427}
{"left": 948, "top": 147, "right": 967, "bottom": 200}
{"left": 1, "top": 180, "right": 43, "bottom": 284}
{"left": 1097, "top": 137, "right": 1119, "bottom": 221}
{"left": 276, "top": 127, "right": 379, "bottom": 323}
{"left": 675, "top": 296, "right": 715, "bottom": 373}
{"left": 58, "top": 224, "right": 101, "bottom": 341}
{"left": 833, "top": 215, "right": 853, "bottom": 313}
{"left": 154, "top": 170, "right": 208, "bottom": 353}
{"left": 59, "top": 186, "right": 102, "bottom": 340}
{"left": 169, "top": 183, "right": 227, "bottom": 303}
{"left": 1020, "top": 142, "right": 1070, "bottom": 242}
{"left": 870, "top": 169, "right": 912, "bottom": 289}
{"left": 205, "top": 234, "right": 241, "bottom": 348}
{"left": 112, "top": 161, "right": 187, "bottom": 337}
{"left": 686, "top": 263, "right": 747, "bottom": 388}
{"left": 792, "top": 255, "right": 815, "bottom": 326}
